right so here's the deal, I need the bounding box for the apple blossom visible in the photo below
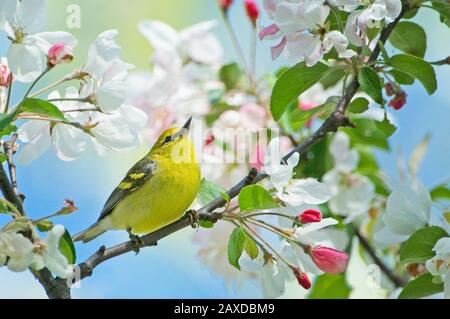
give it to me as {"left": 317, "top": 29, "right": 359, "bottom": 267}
{"left": 47, "top": 43, "right": 74, "bottom": 67}
{"left": 309, "top": 246, "right": 349, "bottom": 274}
{"left": 32, "top": 225, "right": 74, "bottom": 279}
{"left": 373, "top": 181, "right": 431, "bottom": 243}
{"left": 323, "top": 132, "right": 375, "bottom": 222}
{"left": 261, "top": 257, "right": 292, "bottom": 298}
{"left": 0, "top": 57, "right": 12, "bottom": 87}
{"left": 0, "top": 0, "right": 77, "bottom": 82}
{"left": 344, "top": 0, "right": 402, "bottom": 46}
{"left": 244, "top": 0, "right": 259, "bottom": 25}
{"left": 279, "top": 218, "right": 340, "bottom": 276}
{"left": 297, "top": 209, "right": 322, "bottom": 224}
{"left": 292, "top": 267, "right": 312, "bottom": 289}
{"left": 260, "top": 2, "right": 355, "bottom": 64}
{"left": 0, "top": 231, "right": 35, "bottom": 272}
{"left": 219, "top": 0, "right": 234, "bottom": 13}
{"left": 139, "top": 20, "right": 223, "bottom": 67}
{"left": 425, "top": 237, "right": 450, "bottom": 299}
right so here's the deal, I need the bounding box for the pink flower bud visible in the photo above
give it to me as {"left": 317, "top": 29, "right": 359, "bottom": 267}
{"left": 292, "top": 268, "right": 312, "bottom": 289}
{"left": 244, "top": 0, "right": 259, "bottom": 25}
{"left": 205, "top": 134, "right": 215, "bottom": 146}
{"left": 389, "top": 91, "right": 407, "bottom": 110}
{"left": 297, "top": 209, "right": 322, "bottom": 223}
{"left": 47, "top": 43, "right": 74, "bottom": 67}
{"left": 385, "top": 82, "right": 395, "bottom": 96}
{"left": 310, "top": 246, "right": 349, "bottom": 274}
{"left": 0, "top": 62, "right": 12, "bottom": 88}
{"left": 219, "top": 0, "right": 233, "bottom": 12}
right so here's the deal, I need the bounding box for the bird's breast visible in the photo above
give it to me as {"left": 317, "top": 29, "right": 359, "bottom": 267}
{"left": 108, "top": 159, "right": 200, "bottom": 234}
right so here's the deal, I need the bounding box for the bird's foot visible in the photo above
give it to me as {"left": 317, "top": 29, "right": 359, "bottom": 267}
{"left": 127, "top": 229, "right": 144, "bottom": 254}
{"left": 186, "top": 209, "right": 199, "bottom": 230}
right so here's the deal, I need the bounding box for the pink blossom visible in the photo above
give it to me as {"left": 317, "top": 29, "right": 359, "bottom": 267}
{"left": 292, "top": 268, "right": 312, "bottom": 289}
{"left": 310, "top": 246, "right": 349, "bottom": 274}
{"left": 218, "top": 0, "right": 233, "bottom": 12}
{"left": 244, "top": 0, "right": 259, "bottom": 25}
{"left": 259, "top": 24, "right": 280, "bottom": 40}
{"left": 0, "top": 62, "right": 12, "bottom": 87}
{"left": 389, "top": 90, "right": 407, "bottom": 110}
{"left": 298, "top": 209, "right": 322, "bottom": 223}
{"left": 47, "top": 43, "right": 74, "bottom": 67}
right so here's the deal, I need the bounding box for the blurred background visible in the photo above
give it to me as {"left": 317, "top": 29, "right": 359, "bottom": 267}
{"left": 0, "top": 0, "right": 449, "bottom": 298}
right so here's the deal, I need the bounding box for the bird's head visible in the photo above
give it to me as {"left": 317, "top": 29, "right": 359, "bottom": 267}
{"left": 149, "top": 117, "right": 196, "bottom": 163}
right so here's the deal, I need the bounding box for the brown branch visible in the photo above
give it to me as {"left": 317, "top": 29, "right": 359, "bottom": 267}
{"left": 74, "top": 9, "right": 407, "bottom": 287}
{"left": 354, "top": 227, "right": 407, "bottom": 288}
{"left": 430, "top": 56, "right": 450, "bottom": 66}
{"left": 3, "top": 134, "right": 23, "bottom": 201}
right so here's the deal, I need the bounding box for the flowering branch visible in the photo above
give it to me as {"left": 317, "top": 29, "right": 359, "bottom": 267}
{"left": 71, "top": 5, "right": 408, "bottom": 296}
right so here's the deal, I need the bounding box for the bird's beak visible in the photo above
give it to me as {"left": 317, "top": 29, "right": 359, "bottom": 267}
{"left": 182, "top": 117, "right": 192, "bottom": 130}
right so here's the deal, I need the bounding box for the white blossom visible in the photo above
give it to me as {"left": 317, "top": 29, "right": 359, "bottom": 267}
{"left": 323, "top": 132, "right": 375, "bottom": 222}
{"left": 260, "top": 1, "right": 355, "bottom": 65}
{"left": 426, "top": 237, "right": 450, "bottom": 299}
{"left": 138, "top": 20, "right": 223, "bottom": 68}
{"left": 344, "top": 0, "right": 402, "bottom": 46}
{"left": 0, "top": 231, "right": 35, "bottom": 272}
{"left": 260, "top": 258, "right": 292, "bottom": 298}
{"left": 32, "top": 225, "right": 73, "bottom": 279}
{"left": 373, "top": 181, "right": 432, "bottom": 244}
{"left": 0, "top": 0, "right": 77, "bottom": 82}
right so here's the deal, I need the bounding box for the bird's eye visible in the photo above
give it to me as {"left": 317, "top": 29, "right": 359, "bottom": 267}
{"left": 162, "top": 136, "right": 172, "bottom": 145}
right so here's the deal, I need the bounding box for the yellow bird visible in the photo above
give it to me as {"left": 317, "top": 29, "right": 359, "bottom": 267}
{"left": 73, "top": 117, "right": 201, "bottom": 247}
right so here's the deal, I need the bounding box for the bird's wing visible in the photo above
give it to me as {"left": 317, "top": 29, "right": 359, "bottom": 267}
{"left": 97, "top": 158, "right": 157, "bottom": 221}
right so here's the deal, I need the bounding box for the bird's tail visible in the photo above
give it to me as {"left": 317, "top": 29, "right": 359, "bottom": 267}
{"left": 72, "top": 221, "right": 107, "bottom": 243}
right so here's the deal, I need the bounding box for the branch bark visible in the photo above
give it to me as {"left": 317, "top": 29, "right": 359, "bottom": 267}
{"left": 73, "top": 8, "right": 408, "bottom": 289}
{"left": 354, "top": 227, "right": 407, "bottom": 288}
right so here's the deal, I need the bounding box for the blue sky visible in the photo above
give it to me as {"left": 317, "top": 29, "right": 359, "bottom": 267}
{"left": 0, "top": 1, "right": 449, "bottom": 298}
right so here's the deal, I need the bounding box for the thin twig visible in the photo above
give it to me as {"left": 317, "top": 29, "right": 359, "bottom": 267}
{"left": 2, "top": 133, "right": 21, "bottom": 200}
{"left": 353, "top": 226, "right": 406, "bottom": 288}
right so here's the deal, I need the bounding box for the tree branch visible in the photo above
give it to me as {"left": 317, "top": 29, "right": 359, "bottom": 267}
{"left": 353, "top": 227, "right": 407, "bottom": 288}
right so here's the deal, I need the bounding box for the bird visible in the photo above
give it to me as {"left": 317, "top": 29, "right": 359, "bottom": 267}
{"left": 73, "top": 117, "right": 201, "bottom": 250}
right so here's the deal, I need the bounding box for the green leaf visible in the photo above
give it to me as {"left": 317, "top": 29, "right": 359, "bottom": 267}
{"left": 36, "top": 220, "right": 54, "bottom": 232}
{"left": 342, "top": 118, "right": 389, "bottom": 150}
{"left": 219, "top": 63, "right": 243, "bottom": 90}
{"left": 0, "top": 199, "right": 18, "bottom": 215}
{"left": 20, "top": 98, "right": 68, "bottom": 121}
{"left": 348, "top": 97, "right": 369, "bottom": 114}
{"left": 320, "top": 67, "right": 347, "bottom": 90}
{"left": 197, "top": 179, "right": 227, "bottom": 206}
{"left": 399, "top": 273, "right": 444, "bottom": 299}
{"left": 238, "top": 185, "right": 279, "bottom": 212}
{"left": 227, "top": 227, "right": 247, "bottom": 270}
{"left": 430, "top": 185, "right": 450, "bottom": 201}
{"left": 0, "top": 112, "right": 17, "bottom": 131}
{"left": 198, "top": 219, "right": 214, "bottom": 228}
{"left": 375, "top": 112, "right": 397, "bottom": 137}
{"left": 308, "top": 274, "right": 351, "bottom": 299}
{"left": 0, "top": 124, "right": 17, "bottom": 139}
{"left": 389, "top": 54, "right": 437, "bottom": 95}
{"left": 430, "top": 1, "right": 450, "bottom": 27}
{"left": 270, "top": 62, "right": 330, "bottom": 120}
{"left": 243, "top": 236, "right": 259, "bottom": 260}
{"left": 400, "top": 226, "right": 449, "bottom": 264}
{"left": 389, "top": 70, "right": 415, "bottom": 85}
{"left": 358, "top": 67, "right": 383, "bottom": 104}
{"left": 290, "top": 102, "right": 335, "bottom": 131}
{"left": 59, "top": 229, "right": 76, "bottom": 264}
{"left": 389, "top": 22, "right": 426, "bottom": 58}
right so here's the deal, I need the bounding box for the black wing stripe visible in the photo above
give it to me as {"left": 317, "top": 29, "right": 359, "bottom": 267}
{"left": 97, "top": 159, "right": 157, "bottom": 221}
